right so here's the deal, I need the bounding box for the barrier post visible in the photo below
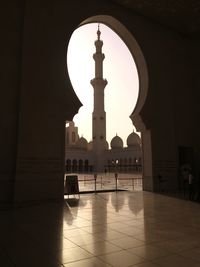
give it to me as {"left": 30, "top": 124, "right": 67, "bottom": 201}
{"left": 115, "top": 173, "right": 118, "bottom": 191}
{"left": 94, "top": 174, "right": 97, "bottom": 194}
{"left": 132, "top": 178, "right": 134, "bottom": 190}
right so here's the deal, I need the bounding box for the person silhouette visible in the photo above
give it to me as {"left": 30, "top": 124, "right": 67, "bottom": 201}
{"left": 188, "top": 171, "right": 195, "bottom": 201}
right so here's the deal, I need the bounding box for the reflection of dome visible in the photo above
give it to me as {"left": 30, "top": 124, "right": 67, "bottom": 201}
{"left": 76, "top": 137, "right": 88, "bottom": 149}
{"left": 127, "top": 131, "right": 141, "bottom": 147}
{"left": 110, "top": 135, "right": 123, "bottom": 149}
{"left": 128, "top": 194, "right": 143, "bottom": 215}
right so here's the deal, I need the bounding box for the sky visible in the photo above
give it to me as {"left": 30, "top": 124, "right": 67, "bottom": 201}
{"left": 67, "top": 23, "right": 139, "bottom": 147}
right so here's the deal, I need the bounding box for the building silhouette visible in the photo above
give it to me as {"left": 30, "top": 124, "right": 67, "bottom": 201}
{"left": 65, "top": 26, "right": 142, "bottom": 173}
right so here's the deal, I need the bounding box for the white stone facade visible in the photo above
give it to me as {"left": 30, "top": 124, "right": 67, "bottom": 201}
{"left": 65, "top": 122, "right": 142, "bottom": 173}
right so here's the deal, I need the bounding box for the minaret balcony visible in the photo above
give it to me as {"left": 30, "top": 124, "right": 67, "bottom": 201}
{"left": 93, "top": 53, "right": 105, "bottom": 61}
{"left": 90, "top": 78, "right": 107, "bottom": 87}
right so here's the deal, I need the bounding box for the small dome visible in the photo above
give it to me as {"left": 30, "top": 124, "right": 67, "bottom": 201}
{"left": 76, "top": 137, "right": 88, "bottom": 150}
{"left": 110, "top": 135, "right": 123, "bottom": 149}
{"left": 69, "top": 121, "right": 75, "bottom": 127}
{"left": 127, "top": 131, "right": 141, "bottom": 147}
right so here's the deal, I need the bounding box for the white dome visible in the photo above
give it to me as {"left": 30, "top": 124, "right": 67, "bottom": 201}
{"left": 110, "top": 135, "right": 123, "bottom": 149}
{"left": 76, "top": 137, "right": 88, "bottom": 149}
{"left": 127, "top": 131, "right": 141, "bottom": 147}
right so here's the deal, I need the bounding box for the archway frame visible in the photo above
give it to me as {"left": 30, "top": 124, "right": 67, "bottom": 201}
{"left": 78, "top": 15, "right": 153, "bottom": 191}
{"left": 80, "top": 15, "right": 148, "bottom": 132}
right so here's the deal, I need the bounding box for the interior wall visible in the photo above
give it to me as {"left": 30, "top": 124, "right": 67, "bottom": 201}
{"left": 14, "top": 0, "right": 83, "bottom": 204}
{"left": 0, "top": 1, "right": 25, "bottom": 204}
{"left": 137, "top": 30, "right": 200, "bottom": 191}
{"left": 171, "top": 40, "right": 200, "bottom": 176}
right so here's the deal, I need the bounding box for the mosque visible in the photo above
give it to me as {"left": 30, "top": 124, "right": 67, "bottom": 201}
{"left": 1, "top": 0, "right": 200, "bottom": 202}
{"left": 65, "top": 26, "right": 142, "bottom": 173}
{"left": 1, "top": 2, "right": 200, "bottom": 266}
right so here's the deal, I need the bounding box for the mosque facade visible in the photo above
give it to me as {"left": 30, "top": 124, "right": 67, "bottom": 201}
{"left": 65, "top": 26, "right": 142, "bottom": 173}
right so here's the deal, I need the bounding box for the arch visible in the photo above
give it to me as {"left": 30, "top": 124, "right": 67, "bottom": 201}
{"left": 66, "top": 159, "right": 71, "bottom": 172}
{"left": 72, "top": 159, "right": 77, "bottom": 173}
{"left": 78, "top": 159, "right": 83, "bottom": 172}
{"left": 76, "top": 15, "right": 153, "bottom": 191}
{"left": 80, "top": 15, "right": 148, "bottom": 132}
{"left": 84, "top": 159, "right": 89, "bottom": 172}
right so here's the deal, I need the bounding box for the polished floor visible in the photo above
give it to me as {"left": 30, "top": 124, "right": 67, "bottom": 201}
{"left": 1, "top": 191, "right": 200, "bottom": 266}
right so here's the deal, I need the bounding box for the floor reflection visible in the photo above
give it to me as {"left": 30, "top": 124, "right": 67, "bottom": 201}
{"left": 0, "top": 192, "right": 200, "bottom": 266}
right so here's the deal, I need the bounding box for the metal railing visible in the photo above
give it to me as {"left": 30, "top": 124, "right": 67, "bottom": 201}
{"left": 65, "top": 173, "right": 142, "bottom": 193}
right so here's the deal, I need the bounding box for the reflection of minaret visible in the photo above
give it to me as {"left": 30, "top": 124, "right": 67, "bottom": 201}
{"left": 91, "top": 24, "right": 107, "bottom": 171}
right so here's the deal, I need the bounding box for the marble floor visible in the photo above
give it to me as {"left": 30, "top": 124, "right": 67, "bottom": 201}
{"left": 1, "top": 191, "right": 200, "bottom": 266}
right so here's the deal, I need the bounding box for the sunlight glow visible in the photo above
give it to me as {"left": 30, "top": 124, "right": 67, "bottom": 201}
{"left": 67, "top": 23, "right": 139, "bottom": 146}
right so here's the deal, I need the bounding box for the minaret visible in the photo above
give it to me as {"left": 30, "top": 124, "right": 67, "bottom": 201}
{"left": 90, "top": 24, "right": 107, "bottom": 171}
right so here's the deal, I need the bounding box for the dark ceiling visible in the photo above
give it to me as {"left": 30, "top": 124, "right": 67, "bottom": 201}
{"left": 110, "top": 0, "right": 200, "bottom": 39}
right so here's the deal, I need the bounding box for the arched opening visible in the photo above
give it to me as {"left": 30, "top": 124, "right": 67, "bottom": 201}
{"left": 65, "top": 15, "right": 152, "bottom": 192}
{"left": 84, "top": 159, "right": 89, "bottom": 172}
{"left": 72, "top": 159, "right": 77, "bottom": 173}
{"left": 66, "top": 159, "right": 71, "bottom": 172}
{"left": 79, "top": 15, "right": 152, "bottom": 191}
{"left": 78, "top": 159, "right": 83, "bottom": 172}
{"left": 67, "top": 23, "right": 139, "bottom": 145}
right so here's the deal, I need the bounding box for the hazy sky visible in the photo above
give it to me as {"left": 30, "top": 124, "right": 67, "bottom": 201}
{"left": 67, "top": 23, "right": 139, "bottom": 147}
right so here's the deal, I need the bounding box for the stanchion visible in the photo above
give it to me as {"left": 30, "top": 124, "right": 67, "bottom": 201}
{"left": 94, "top": 174, "right": 97, "bottom": 194}
{"left": 132, "top": 178, "right": 134, "bottom": 190}
{"left": 115, "top": 173, "right": 118, "bottom": 191}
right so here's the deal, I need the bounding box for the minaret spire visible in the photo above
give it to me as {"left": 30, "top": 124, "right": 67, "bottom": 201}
{"left": 97, "top": 23, "right": 101, "bottom": 40}
{"left": 90, "top": 24, "right": 108, "bottom": 172}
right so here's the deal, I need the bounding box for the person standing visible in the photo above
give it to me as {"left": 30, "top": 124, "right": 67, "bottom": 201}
{"left": 188, "top": 171, "right": 195, "bottom": 201}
